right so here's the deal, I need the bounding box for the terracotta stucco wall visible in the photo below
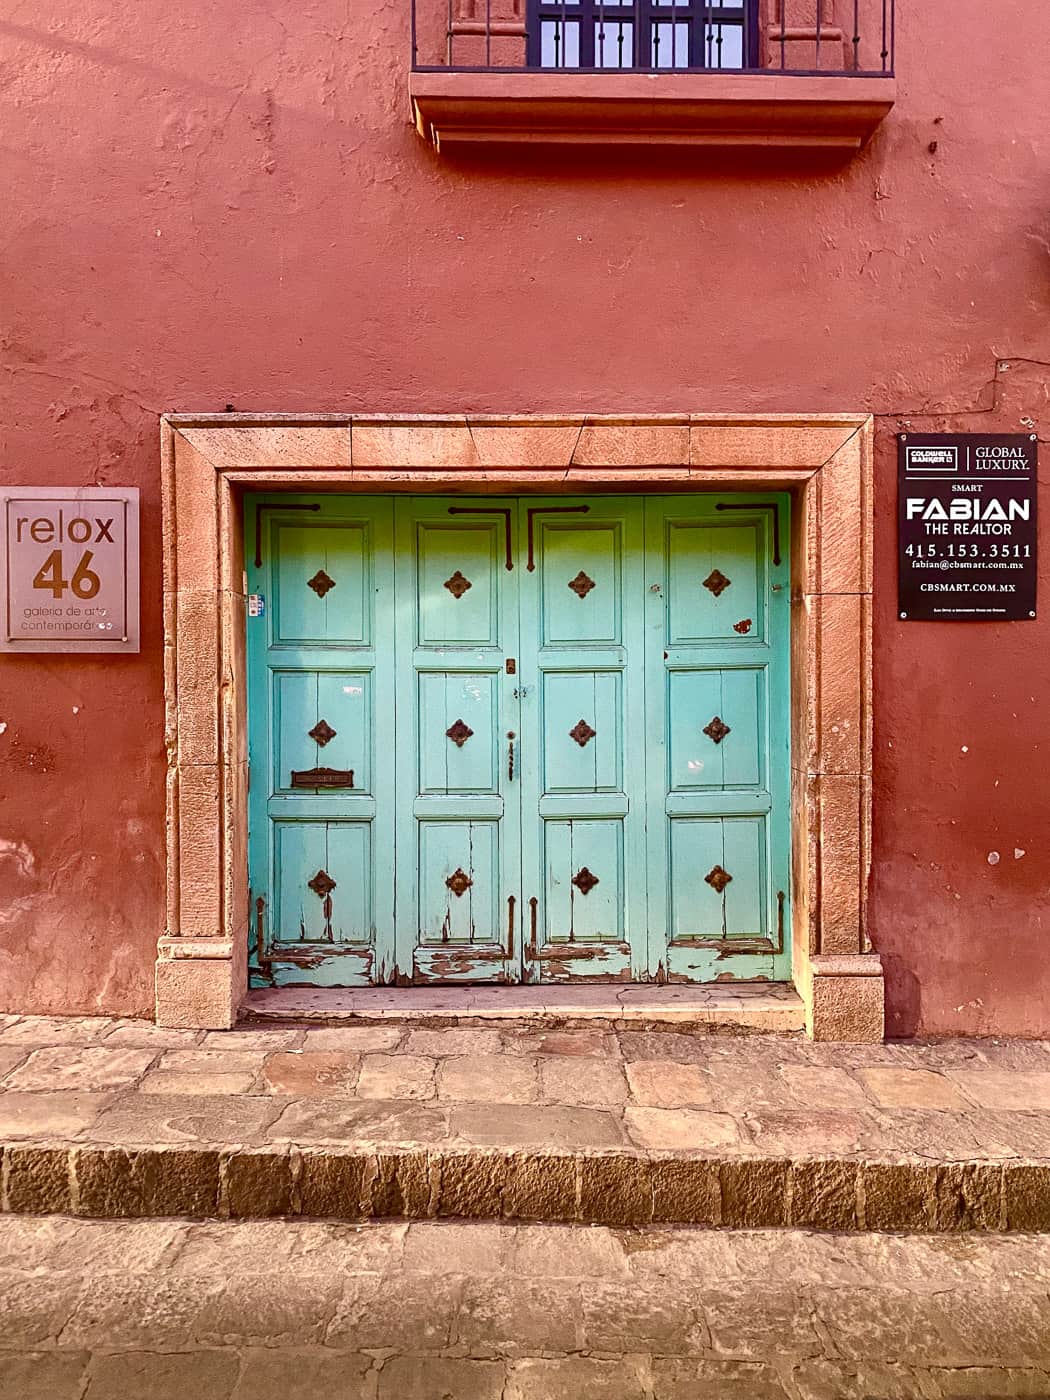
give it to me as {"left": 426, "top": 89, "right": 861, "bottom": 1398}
{"left": 1, "top": 0, "right": 1047, "bottom": 1035}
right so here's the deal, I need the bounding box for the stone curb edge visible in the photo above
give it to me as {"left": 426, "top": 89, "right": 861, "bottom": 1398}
{"left": 2, "top": 1144, "right": 1049, "bottom": 1232}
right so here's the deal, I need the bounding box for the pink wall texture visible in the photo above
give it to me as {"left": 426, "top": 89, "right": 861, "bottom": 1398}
{"left": 0, "top": 1, "right": 1047, "bottom": 1035}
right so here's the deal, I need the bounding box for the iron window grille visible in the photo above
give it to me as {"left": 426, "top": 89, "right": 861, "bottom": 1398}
{"left": 411, "top": 0, "right": 896, "bottom": 77}
{"left": 526, "top": 0, "right": 758, "bottom": 71}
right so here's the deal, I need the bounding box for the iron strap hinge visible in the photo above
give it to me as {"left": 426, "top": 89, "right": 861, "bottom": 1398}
{"left": 447, "top": 507, "right": 514, "bottom": 569}
{"left": 715, "top": 501, "right": 782, "bottom": 566}
{"left": 526, "top": 505, "right": 590, "bottom": 571}
{"left": 254, "top": 502, "right": 320, "bottom": 567}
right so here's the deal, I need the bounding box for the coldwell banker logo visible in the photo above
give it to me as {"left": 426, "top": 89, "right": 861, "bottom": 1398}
{"left": 906, "top": 446, "right": 958, "bottom": 474}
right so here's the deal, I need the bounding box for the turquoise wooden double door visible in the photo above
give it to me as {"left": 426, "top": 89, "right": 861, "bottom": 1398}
{"left": 247, "top": 494, "right": 791, "bottom": 987}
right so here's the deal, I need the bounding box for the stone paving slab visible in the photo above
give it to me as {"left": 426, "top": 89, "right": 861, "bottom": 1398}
{"left": 2, "top": 1216, "right": 1050, "bottom": 1398}
{"left": 3, "top": 1015, "right": 1050, "bottom": 1229}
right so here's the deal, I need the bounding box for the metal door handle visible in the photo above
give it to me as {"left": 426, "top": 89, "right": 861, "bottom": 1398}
{"left": 507, "top": 895, "right": 516, "bottom": 957}
{"left": 507, "top": 731, "right": 516, "bottom": 781}
{"left": 527, "top": 896, "right": 538, "bottom": 957}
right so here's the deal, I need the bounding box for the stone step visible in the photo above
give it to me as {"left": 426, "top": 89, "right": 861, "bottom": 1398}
{"left": 2, "top": 1141, "right": 1048, "bottom": 1233}
{"left": 3, "top": 1012, "right": 1050, "bottom": 1234}
{"left": 242, "top": 983, "right": 806, "bottom": 1031}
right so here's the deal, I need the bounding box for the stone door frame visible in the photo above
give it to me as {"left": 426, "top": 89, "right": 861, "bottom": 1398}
{"left": 159, "top": 412, "right": 880, "bottom": 1040}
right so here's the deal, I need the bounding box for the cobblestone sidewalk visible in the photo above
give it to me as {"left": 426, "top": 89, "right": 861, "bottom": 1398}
{"left": 4, "top": 1014, "right": 1050, "bottom": 1230}
{"left": 3, "top": 1216, "right": 1050, "bottom": 1399}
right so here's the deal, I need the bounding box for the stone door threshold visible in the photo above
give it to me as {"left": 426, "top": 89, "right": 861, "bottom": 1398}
{"left": 242, "top": 983, "right": 804, "bottom": 1030}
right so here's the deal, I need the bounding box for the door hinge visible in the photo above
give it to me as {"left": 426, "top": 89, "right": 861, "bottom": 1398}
{"left": 526, "top": 896, "right": 538, "bottom": 959}
{"left": 254, "top": 893, "right": 269, "bottom": 969}
{"left": 447, "top": 506, "right": 514, "bottom": 570}
{"left": 715, "top": 501, "right": 782, "bottom": 566}
{"left": 526, "top": 505, "right": 590, "bottom": 570}
{"left": 254, "top": 502, "right": 319, "bottom": 567}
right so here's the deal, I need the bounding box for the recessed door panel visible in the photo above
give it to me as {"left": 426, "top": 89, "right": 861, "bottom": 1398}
{"left": 273, "top": 670, "right": 372, "bottom": 795}
{"left": 417, "top": 522, "right": 501, "bottom": 647}
{"left": 667, "top": 520, "right": 764, "bottom": 644}
{"left": 418, "top": 820, "right": 500, "bottom": 945}
{"left": 272, "top": 522, "right": 370, "bottom": 646}
{"left": 543, "top": 820, "right": 624, "bottom": 944}
{"left": 540, "top": 522, "right": 622, "bottom": 645}
{"left": 668, "top": 667, "right": 764, "bottom": 790}
{"left": 274, "top": 821, "right": 372, "bottom": 945}
{"left": 668, "top": 816, "right": 766, "bottom": 941}
{"left": 541, "top": 671, "right": 622, "bottom": 795}
{"left": 418, "top": 672, "right": 499, "bottom": 795}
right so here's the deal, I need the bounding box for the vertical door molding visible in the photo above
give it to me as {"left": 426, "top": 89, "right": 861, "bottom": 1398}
{"left": 159, "top": 412, "right": 877, "bottom": 1038}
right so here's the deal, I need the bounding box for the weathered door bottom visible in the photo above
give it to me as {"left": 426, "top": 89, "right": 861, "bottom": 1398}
{"left": 241, "top": 982, "right": 806, "bottom": 1030}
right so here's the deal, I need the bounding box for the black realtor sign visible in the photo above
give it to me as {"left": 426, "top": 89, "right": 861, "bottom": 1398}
{"left": 898, "top": 434, "right": 1037, "bottom": 621}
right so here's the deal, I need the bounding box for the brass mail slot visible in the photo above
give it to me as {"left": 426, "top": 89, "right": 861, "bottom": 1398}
{"left": 291, "top": 767, "right": 355, "bottom": 790}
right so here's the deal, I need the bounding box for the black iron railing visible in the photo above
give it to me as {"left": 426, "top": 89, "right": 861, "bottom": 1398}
{"left": 412, "top": 0, "right": 895, "bottom": 77}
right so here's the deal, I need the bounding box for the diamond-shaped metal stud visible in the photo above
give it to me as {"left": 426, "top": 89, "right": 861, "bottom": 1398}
{"left": 309, "top": 719, "right": 337, "bottom": 747}
{"left": 733, "top": 618, "right": 752, "bottom": 634}
{"left": 307, "top": 569, "right": 336, "bottom": 598}
{"left": 572, "top": 866, "right": 600, "bottom": 896}
{"left": 702, "top": 715, "right": 731, "bottom": 745}
{"left": 446, "top": 867, "right": 473, "bottom": 897}
{"left": 569, "top": 718, "right": 597, "bottom": 748}
{"left": 568, "top": 570, "right": 596, "bottom": 599}
{"left": 444, "top": 570, "right": 472, "bottom": 599}
{"left": 308, "top": 869, "right": 337, "bottom": 899}
{"left": 705, "top": 865, "right": 733, "bottom": 894}
{"left": 703, "top": 568, "right": 731, "bottom": 598}
{"left": 445, "top": 718, "right": 474, "bottom": 748}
